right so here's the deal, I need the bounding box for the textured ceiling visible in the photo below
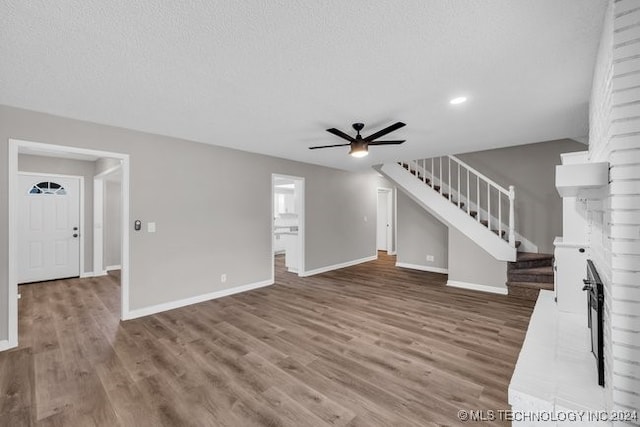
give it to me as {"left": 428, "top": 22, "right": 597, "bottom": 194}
{"left": 1, "top": 1, "right": 607, "bottom": 171}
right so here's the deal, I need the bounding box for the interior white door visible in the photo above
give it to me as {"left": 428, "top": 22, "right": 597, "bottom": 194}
{"left": 18, "top": 174, "right": 81, "bottom": 283}
{"left": 377, "top": 190, "right": 389, "bottom": 251}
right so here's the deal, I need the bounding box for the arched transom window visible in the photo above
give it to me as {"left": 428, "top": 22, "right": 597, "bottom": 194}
{"left": 28, "top": 181, "right": 67, "bottom": 195}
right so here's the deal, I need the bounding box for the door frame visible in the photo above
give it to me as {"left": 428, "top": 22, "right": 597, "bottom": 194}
{"left": 271, "top": 174, "right": 305, "bottom": 281}
{"left": 93, "top": 164, "right": 122, "bottom": 275}
{"left": 17, "top": 172, "right": 85, "bottom": 281}
{"left": 7, "top": 139, "right": 131, "bottom": 351}
{"left": 377, "top": 187, "right": 396, "bottom": 255}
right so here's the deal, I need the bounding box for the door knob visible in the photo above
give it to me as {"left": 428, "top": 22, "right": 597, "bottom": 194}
{"left": 73, "top": 233, "right": 78, "bottom": 238}
{"left": 73, "top": 227, "right": 78, "bottom": 231}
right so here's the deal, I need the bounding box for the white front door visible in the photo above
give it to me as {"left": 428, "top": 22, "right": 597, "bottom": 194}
{"left": 18, "top": 174, "right": 81, "bottom": 283}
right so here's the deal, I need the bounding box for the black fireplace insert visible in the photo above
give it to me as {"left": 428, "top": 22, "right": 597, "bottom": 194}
{"left": 583, "top": 259, "right": 604, "bottom": 387}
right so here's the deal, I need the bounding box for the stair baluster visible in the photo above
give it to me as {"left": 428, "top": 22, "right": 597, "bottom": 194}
{"left": 396, "top": 155, "right": 516, "bottom": 248}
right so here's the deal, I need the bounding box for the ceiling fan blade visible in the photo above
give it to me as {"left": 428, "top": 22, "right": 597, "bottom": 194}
{"left": 326, "top": 128, "right": 355, "bottom": 142}
{"left": 364, "top": 122, "right": 406, "bottom": 141}
{"left": 308, "top": 143, "right": 351, "bottom": 150}
{"left": 368, "top": 140, "right": 405, "bottom": 145}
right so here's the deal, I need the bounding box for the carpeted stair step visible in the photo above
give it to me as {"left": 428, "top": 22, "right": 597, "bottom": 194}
{"left": 508, "top": 266, "right": 554, "bottom": 284}
{"left": 508, "top": 252, "right": 553, "bottom": 270}
{"left": 506, "top": 252, "right": 555, "bottom": 300}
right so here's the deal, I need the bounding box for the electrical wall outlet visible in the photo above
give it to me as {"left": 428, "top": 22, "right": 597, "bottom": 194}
{"left": 426, "top": 255, "right": 435, "bottom": 262}
{"left": 221, "top": 274, "right": 227, "bottom": 283}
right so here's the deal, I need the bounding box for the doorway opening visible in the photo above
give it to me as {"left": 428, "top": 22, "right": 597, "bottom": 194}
{"left": 94, "top": 162, "right": 123, "bottom": 277}
{"left": 377, "top": 187, "right": 396, "bottom": 254}
{"left": 272, "top": 174, "right": 305, "bottom": 281}
{"left": 6, "top": 139, "right": 131, "bottom": 351}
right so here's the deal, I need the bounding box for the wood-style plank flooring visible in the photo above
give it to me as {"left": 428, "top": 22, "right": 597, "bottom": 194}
{"left": 0, "top": 253, "right": 534, "bottom": 426}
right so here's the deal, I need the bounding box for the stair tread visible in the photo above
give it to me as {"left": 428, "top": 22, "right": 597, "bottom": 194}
{"left": 511, "top": 266, "right": 554, "bottom": 275}
{"left": 507, "top": 281, "right": 554, "bottom": 290}
{"left": 516, "top": 252, "right": 553, "bottom": 261}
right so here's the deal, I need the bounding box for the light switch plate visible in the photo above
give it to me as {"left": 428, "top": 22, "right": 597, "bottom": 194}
{"left": 147, "top": 222, "right": 156, "bottom": 233}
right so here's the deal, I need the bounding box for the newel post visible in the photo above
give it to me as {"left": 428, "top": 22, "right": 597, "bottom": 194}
{"left": 508, "top": 185, "right": 516, "bottom": 247}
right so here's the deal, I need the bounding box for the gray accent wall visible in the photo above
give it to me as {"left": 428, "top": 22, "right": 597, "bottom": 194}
{"left": 448, "top": 227, "right": 507, "bottom": 290}
{"left": 0, "top": 105, "right": 379, "bottom": 341}
{"left": 457, "top": 139, "right": 585, "bottom": 254}
{"left": 18, "top": 154, "right": 96, "bottom": 273}
{"left": 396, "top": 191, "right": 448, "bottom": 271}
{"left": 104, "top": 179, "right": 121, "bottom": 268}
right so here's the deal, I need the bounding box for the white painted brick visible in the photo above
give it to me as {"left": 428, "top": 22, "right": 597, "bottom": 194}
{"left": 613, "top": 72, "right": 640, "bottom": 91}
{"left": 611, "top": 342, "right": 640, "bottom": 364}
{"left": 611, "top": 180, "right": 640, "bottom": 194}
{"left": 611, "top": 225, "right": 640, "bottom": 238}
{"left": 612, "top": 102, "right": 640, "bottom": 119}
{"left": 612, "top": 253, "right": 640, "bottom": 270}
{"left": 612, "top": 240, "right": 640, "bottom": 254}
{"left": 613, "top": 387, "right": 640, "bottom": 411}
{"left": 612, "top": 328, "right": 640, "bottom": 347}
{"left": 614, "top": 41, "right": 640, "bottom": 62}
{"left": 611, "top": 149, "right": 640, "bottom": 164}
{"left": 607, "top": 314, "right": 640, "bottom": 332}
{"left": 611, "top": 118, "right": 640, "bottom": 135}
{"left": 613, "top": 300, "right": 640, "bottom": 315}
{"left": 615, "top": 9, "right": 640, "bottom": 30}
{"left": 615, "top": 0, "right": 640, "bottom": 17}
{"left": 613, "top": 270, "right": 640, "bottom": 285}
{"left": 615, "top": 21, "right": 640, "bottom": 44}
{"left": 612, "top": 371, "right": 640, "bottom": 394}
{"left": 612, "top": 86, "right": 640, "bottom": 105}
{"left": 613, "top": 358, "right": 640, "bottom": 380}
{"left": 611, "top": 210, "right": 640, "bottom": 224}
{"left": 614, "top": 57, "right": 640, "bottom": 75}
{"left": 609, "top": 165, "right": 640, "bottom": 181}
{"left": 611, "top": 196, "right": 640, "bottom": 209}
{"left": 612, "top": 285, "right": 640, "bottom": 301}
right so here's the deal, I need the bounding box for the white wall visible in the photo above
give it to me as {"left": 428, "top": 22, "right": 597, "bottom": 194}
{"left": 587, "top": 0, "right": 640, "bottom": 416}
{"left": 447, "top": 227, "right": 507, "bottom": 292}
{"left": 104, "top": 179, "right": 121, "bottom": 268}
{"left": 0, "top": 105, "right": 379, "bottom": 339}
{"left": 396, "top": 191, "right": 448, "bottom": 272}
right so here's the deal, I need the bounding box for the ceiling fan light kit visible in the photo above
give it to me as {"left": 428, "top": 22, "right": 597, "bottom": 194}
{"left": 310, "top": 122, "right": 406, "bottom": 158}
{"left": 349, "top": 140, "right": 369, "bottom": 157}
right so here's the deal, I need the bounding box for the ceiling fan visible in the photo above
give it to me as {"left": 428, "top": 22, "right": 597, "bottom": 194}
{"left": 310, "top": 122, "right": 406, "bottom": 157}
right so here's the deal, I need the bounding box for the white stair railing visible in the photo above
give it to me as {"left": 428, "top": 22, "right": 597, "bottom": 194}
{"left": 401, "top": 155, "right": 516, "bottom": 247}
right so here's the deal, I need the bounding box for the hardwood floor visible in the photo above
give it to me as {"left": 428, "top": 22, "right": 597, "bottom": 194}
{"left": 0, "top": 252, "right": 534, "bottom": 426}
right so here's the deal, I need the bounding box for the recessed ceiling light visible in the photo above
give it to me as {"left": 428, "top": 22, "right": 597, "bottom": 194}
{"left": 450, "top": 96, "right": 467, "bottom": 105}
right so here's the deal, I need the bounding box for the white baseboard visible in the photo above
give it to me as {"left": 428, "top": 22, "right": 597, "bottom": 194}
{"left": 80, "top": 271, "right": 108, "bottom": 278}
{"left": 0, "top": 339, "right": 17, "bottom": 352}
{"left": 105, "top": 265, "right": 121, "bottom": 271}
{"left": 396, "top": 262, "right": 448, "bottom": 275}
{"left": 300, "top": 254, "right": 378, "bottom": 277}
{"left": 124, "top": 279, "right": 274, "bottom": 320}
{"left": 446, "top": 279, "right": 508, "bottom": 295}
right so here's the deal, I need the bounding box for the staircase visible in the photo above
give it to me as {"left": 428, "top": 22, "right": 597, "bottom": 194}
{"left": 375, "top": 157, "right": 519, "bottom": 261}
{"left": 507, "top": 252, "right": 554, "bottom": 301}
